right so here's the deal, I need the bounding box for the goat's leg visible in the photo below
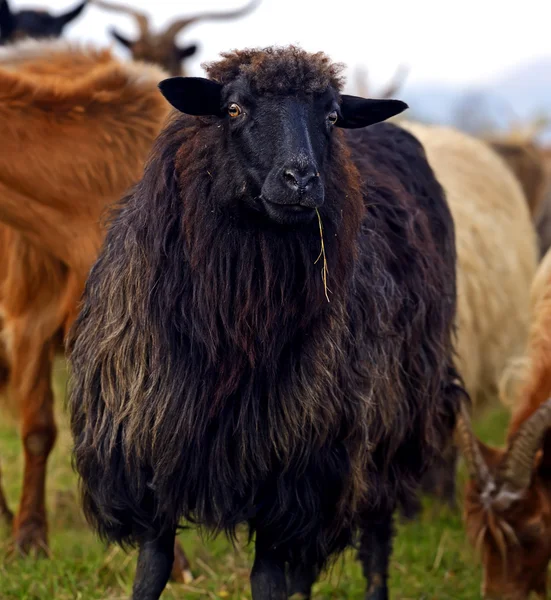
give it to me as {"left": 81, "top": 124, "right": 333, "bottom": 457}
{"left": 170, "top": 538, "right": 193, "bottom": 583}
{"left": 11, "top": 336, "right": 57, "bottom": 556}
{"left": 0, "top": 341, "right": 8, "bottom": 394}
{"left": 131, "top": 529, "right": 176, "bottom": 600}
{"left": 358, "top": 510, "right": 395, "bottom": 600}
{"left": 287, "top": 562, "right": 318, "bottom": 599}
{"left": 250, "top": 529, "right": 287, "bottom": 600}
{"left": 0, "top": 463, "right": 13, "bottom": 526}
{"left": 0, "top": 320, "right": 13, "bottom": 527}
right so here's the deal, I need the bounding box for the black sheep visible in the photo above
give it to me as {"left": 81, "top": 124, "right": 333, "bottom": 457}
{"left": 68, "top": 45, "right": 465, "bottom": 600}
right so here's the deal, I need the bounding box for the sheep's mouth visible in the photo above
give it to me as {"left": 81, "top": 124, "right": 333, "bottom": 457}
{"left": 261, "top": 197, "right": 317, "bottom": 223}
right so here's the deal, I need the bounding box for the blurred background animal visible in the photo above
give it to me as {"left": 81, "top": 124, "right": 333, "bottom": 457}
{"left": 0, "top": 0, "right": 88, "bottom": 44}
{"left": 91, "top": 0, "right": 260, "bottom": 76}
{"left": 486, "top": 130, "right": 551, "bottom": 259}
{"left": 397, "top": 121, "right": 539, "bottom": 507}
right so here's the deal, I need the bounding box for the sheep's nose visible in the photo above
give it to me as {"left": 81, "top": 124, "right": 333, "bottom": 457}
{"left": 283, "top": 167, "right": 317, "bottom": 193}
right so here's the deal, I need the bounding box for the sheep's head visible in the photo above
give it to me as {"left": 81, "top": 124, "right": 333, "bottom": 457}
{"left": 457, "top": 400, "right": 551, "bottom": 600}
{"left": 158, "top": 46, "right": 407, "bottom": 226}
{"left": 0, "top": 0, "right": 87, "bottom": 44}
{"left": 92, "top": 0, "right": 261, "bottom": 76}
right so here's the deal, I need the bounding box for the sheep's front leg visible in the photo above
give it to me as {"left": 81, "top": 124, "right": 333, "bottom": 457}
{"left": 420, "top": 440, "right": 458, "bottom": 509}
{"left": 287, "top": 562, "right": 318, "bottom": 599}
{"left": 358, "top": 510, "right": 395, "bottom": 600}
{"left": 250, "top": 530, "right": 287, "bottom": 600}
{"left": 131, "top": 529, "right": 175, "bottom": 600}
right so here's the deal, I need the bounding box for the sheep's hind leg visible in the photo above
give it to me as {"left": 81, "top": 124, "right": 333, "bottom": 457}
{"left": 358, "top": 510, "right": 395, "bottom": 600}
{"left": 131, "top": 529, "right": 175, "bottom": 600}
{"left": 250, "top": 529, "right": 287, "bottom": 600}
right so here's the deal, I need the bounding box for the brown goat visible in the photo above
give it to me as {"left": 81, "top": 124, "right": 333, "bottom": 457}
{"left": 457, "top": 247, "right": 551, "bottom": 599}
{"left": 485, "top": 132, "right": 551, "bottom": 260}
{"left": 92, "top": 0, "right": 260, "bottom": 76}
{"left": 534, "top": 149, "right": 551, "bottom": 260}
{"left": 0, "top": 38, "right": 191, "bottom": 579}
{"left": 486, "top": 137, "right": 548, "bottom": 219}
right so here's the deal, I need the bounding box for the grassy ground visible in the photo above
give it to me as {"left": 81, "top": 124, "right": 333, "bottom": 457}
{"left": 0, "top": 359, "right": 511, "bottom": 600}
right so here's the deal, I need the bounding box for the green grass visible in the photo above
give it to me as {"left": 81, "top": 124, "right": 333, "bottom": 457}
{"left": 0, "top": 361, "right": 510, "bottom": 599}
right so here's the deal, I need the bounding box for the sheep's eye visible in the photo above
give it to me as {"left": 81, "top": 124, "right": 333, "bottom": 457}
{"left": 327, "top": 110, "right": 338, "bottom": 125}
{"left": 228, "top": 103, "right": 242, "bottom": 118}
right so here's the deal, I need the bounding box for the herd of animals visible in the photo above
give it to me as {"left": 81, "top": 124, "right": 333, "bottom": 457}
{"left": 1, "top": 1, "right": 551, "bottom": 599}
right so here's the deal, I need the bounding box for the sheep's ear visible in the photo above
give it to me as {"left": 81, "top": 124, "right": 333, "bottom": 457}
{"left": 158, "top": 76, "right": 223, "bottom": 117}
{"left": 179, "top": 44, "right": 198, "bottom": 60}
{"left": 336, "top": 95, "right": 408, "bottom": 129}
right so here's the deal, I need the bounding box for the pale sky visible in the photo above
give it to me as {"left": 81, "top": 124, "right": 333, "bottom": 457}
{"left": 34, "top": 0, "right": 551, "bottom": 91}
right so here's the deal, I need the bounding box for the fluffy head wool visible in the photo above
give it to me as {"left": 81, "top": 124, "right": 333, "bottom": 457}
{"left": 203, "top": 45, "right": 345, "bottom": 94}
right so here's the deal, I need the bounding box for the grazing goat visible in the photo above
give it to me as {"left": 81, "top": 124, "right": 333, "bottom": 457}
{"left": 68, "top": 45, "right": 464, "bottom": 600}
{"left": 397, "top": 122, "right": 538, "bottom": 506}
{"left": 457, "top": 244, "right": 551, "bottom": 599}
{"left": 457, "top": 400, "right": 551, "bottom": 600}
{"left": 0, "top": 39, "right": 196, "bottom": 581}
{"left": 92, "top": 0, "right": 260, "bottom": 76}
{"left": 0, "top": 0, "right": 87, "bottom": 44}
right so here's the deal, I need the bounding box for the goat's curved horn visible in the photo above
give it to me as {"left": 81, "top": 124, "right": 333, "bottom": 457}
{"left": 499, "top": 397, "right": 551, "bottom": 491}
{"left": 0, "top": 0, "right": 16, "bottom": 41}
{"left": 56, "top": 0, "right": 88, "bottom": 28}
{"left": 454, "top": 400, "right": 492, "bottom": 490}
{"left": 377, "top": 64, "right": 409, "bottom": 99}
{"left": 91, "top": 0, "right": 149, "bottom": 37}
{"left": 162, "top": 0, "right": 260, "bottom": 43}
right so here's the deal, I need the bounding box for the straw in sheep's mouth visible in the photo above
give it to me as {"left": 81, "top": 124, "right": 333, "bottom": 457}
{"left": 315, "top": 208, "right": 330, "bottom": 303}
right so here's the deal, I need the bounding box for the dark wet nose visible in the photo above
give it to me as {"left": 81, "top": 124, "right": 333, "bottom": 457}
{"left": 283, "top": 167, "right": 318, "bottom": 193}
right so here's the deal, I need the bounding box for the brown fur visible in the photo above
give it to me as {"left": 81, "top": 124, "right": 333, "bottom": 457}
{"left": 0, "top": 38, "right": 171, "bottom": 557}
{"left": 464, "top": 248, "right": 551, "bottom": 599}
{"left": 534, "top": 148, "right": 551, "bottom": 259}
{"left": 487, "top": 138, "right": 548, "bottom": 219}
{"left": 464, "top": 443, "right": 551, "bottom": 600}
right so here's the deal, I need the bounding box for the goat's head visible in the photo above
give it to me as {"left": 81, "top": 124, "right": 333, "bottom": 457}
{"left": 93, "top": 0, "right": 261, "bottom": 76}
{"left": 0, "top": 0, "right": 87, "bottom": 43}
{"left": 158, "top": 47, "right": 407, "bottom": 226}
{"left": 457, "top": 400, "right": 551, "bottom": 600}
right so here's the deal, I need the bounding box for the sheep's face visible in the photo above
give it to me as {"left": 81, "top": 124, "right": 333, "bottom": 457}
{"left": 221, "top": 85, "right": 340, "bottom": 225}
{"left": 159, "top": 73, "right": 407, "bottom": 225}
{"left": 463, "top": 444, "right": 551, "bottom": 600}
